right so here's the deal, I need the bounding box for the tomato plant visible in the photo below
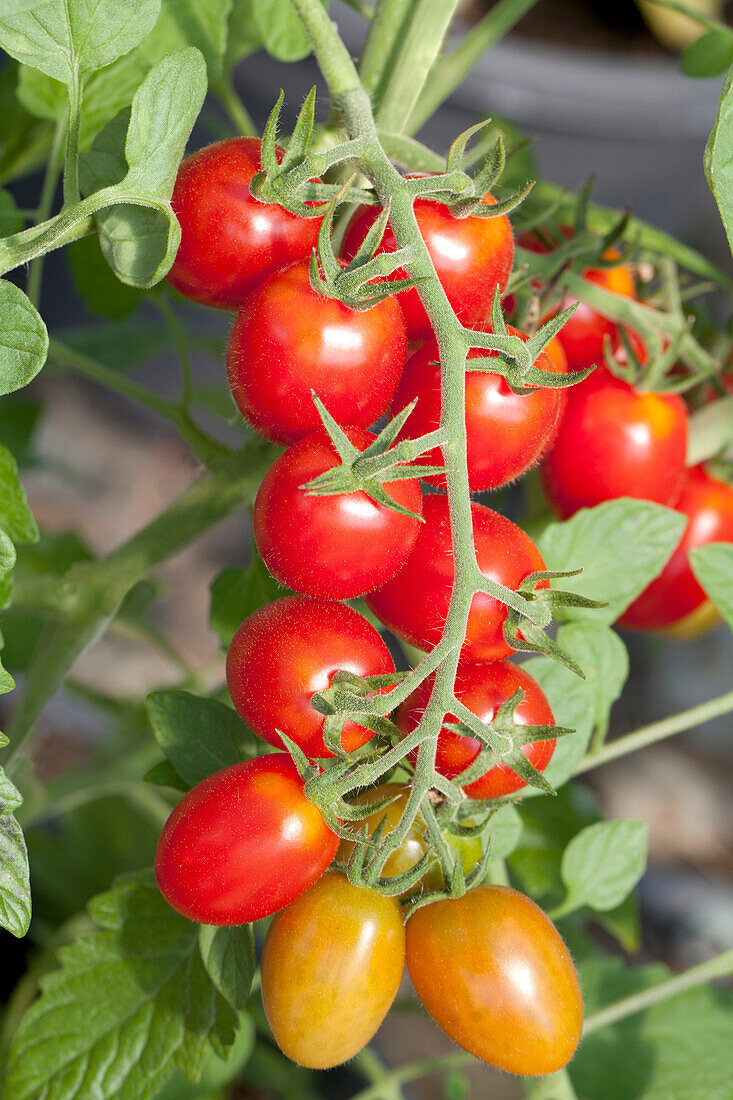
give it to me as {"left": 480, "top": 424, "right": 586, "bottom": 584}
{"left": 154, "top": 754, "right": 339, "bottom": 925}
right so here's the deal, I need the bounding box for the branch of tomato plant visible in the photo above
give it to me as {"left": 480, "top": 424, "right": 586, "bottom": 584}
{"left": 574, "top": 687, "right": 733, "bottom": 776}
{"left": 523, "top": 1069, "right": 578, "bottom": 1100}
{"left": 346, "top": 1051, "right": 476, "bottom": 1100}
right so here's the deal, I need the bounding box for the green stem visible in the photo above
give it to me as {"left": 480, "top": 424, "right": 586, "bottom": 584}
{"left": 574, "top": 688, "right": 733, "bottom": 776}
{"left": 348, "top": 1052, "right": 475, "bottom": 1100}
{"left": 26, "top": 116, "right": 66, "bottom": 308}
{"left": 154, "top": 293, "right": 194, "bottom": 408}
{"left": 583, "top": 948, "right": 733, "bottom": 1035}
{"left": 63, "top": 74, "right": 83, "bottom": 208}
{"left": 358, "top": 0, "right": 414, "bottom": 100}
{"left": 524, "top": 1069, "right": 578, "bottom": 1100}
{"left": 352, "top": 1048, "right": 406, "bottom": 1100}
{"left": 407, "top": 0, "right": 541, "bottom": 135}
{"left": 211, "top": 77, "right": 257, "bottom": 136}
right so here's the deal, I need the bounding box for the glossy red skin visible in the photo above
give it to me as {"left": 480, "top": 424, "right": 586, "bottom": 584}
{"left": 254, "top": 428, "right": 423, "bottom": 600}
{"left": 167, "top": 138, "right": 321, "bottom": 310}
{"left": 154, "top": 754, "right": 339, "bottom": 925}
{"left": 341, "top": 191, "right": 514, "bottom": 341}
{"left": 406, "top": 885, "right": 584, "bottom": 1076}
{"left": 619, "top": 464, "right": 733, "bottom": 630}
{"left": 365, "top": 494, "right": 547, "bottom": 661}
{"left": 541, "top": 366, "right": 688, "bottom": 519}
{"left": 227, "top": 260, "right": 407, "bottom": 444}
{"left": 391, "top": 323, "right": 566, "bottom": 492}
{"left": 397, "top": 660, "right": 555, "bottom": 799}
{"left": 226, "top": 595, "right": 394, "bottom": 757}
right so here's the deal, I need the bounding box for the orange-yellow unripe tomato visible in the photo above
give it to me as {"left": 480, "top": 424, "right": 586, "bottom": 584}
{"left": 406, "top": 885, "right": 583, "bottom": 1076}
{"left": 261, "top": 872, "right": 405, "bottom": 1069}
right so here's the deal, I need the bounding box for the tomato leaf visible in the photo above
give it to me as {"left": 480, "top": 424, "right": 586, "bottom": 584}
{"left": 4, "top": 874, "right": 238, "bottom": 1100}
{"left": 689, "top": 542, "right": 733, "bottom": 630}
{"left": 706, "top": 62, "right": 733, "bottom": 263}
{"left": 146, "top": 690, "right": 258, "bottom": 787}
{"left": 485, "top": 803, "right": 523, "bottom": 861}
{"left": 0, "top": 399, "right": 41, "bottom": 467}
{"left": 559, "top": 819, "right": 648, "bottom": 916}
{"left": 68, "top": 235, "right": 144, "bottom": 319}
{"left": 225, "top": 0, "right": 262, "bottom": 73}
{"left": 525, "top": 622, "right": 629, "bottom": 789}
{"left": 0, "top": 280, "right": 49, "bottom": 397}
{"left": 209, "top": 553, "right": 286, "bottom": 649}
{"left": 0, "top": 442, "right": 39, "bottom": 545}
{"left": 0, "top": 187, "right": 22, "bottom": 235}
{"left": 538, "top": 499, "right": 686, "bottom": 624}
{"left": 199, "top": 924, "right": 256, "bottom": 1012}
{"left": 0, "top": 764, "right": 31, "bottom": 938}
{"left": 681, "top": 29, "right": 733, "bottom": 79}
{"left": 253, "top": 0, "right": 323, "bottom": 61}
{"left": 0, "top": 529, "right": 17, "bottom": 610}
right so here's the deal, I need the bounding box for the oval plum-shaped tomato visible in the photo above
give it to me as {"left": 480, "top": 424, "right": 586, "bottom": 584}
{"left": 365, "top": 494, "right": 547, "bottom": 661}
{"left": 227, "top": 260, "right": 407, "bottom": 444}
{"left": 619, "top": 464, "right": 733, "bottom": 632}
{"left": 406, "top": 885, "right": 583, "bottom": 1076}
{"left": 541, "top": 366, "right": 688, "bottom": 518}
{"left": 261, "top": 872, "right": 405, "bottom": 1068}
{"left": 390, "top": 322, "right": 567, "bottom": 491}
{"left": 397, "top": 661, "right": 555, "bottom": 799}
{"left": 337, "top": 784, "right": 482, "bottom": 890}
{"left": 226, "top": 595, "right": 394, "bottom": 758}
{"left": 253, "top": 428, "right": 423, "bottom": 599}
{"left": 167, "top": 138, "right": 322, "bottom": 310}
{"left": 341, "top": 189, "right": 514, "bottom": 341}
{"left": 154, "top": 754, "right": 338, "bottom": 925}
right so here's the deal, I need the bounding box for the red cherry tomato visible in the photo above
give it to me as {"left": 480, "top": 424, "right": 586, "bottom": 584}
{"left": 406, "top": 885, "right": 583, "bottom": 1076}
{"left": 227, "top": 260, "right": 407, "bottom": 444}
{"left": 520, "top": 230, "right": 635, "bottom": 370}
{"left": 540, "top": 366, "right": 688, "bottom": 519}
{"left": 167, "top": 138, "right": 322, "bottom": 310}
{"left": 226, "top": 595, "right": 394, "bottom": 758}
{"left": 261, "top": 872, "right": 405, "bottom": 1069}
{"left": 619, "top": 464, "right": 733, "bottom": 631}
{"left": 390, "top": 322, "right": 567, "bottom": 492}
{"left": 254, "top": 428, "right": 423, "bottom": 600}
{"left": 154, "top": 754, "right": 338, "bottom": 925}
{"left": 397, "top": 660, "right": 555, "bottom": 799}
{"left": 365, "top": 494, "right": 547, "bottom": 661}
{"left": 341, "top": 189, "right": 514, "bottom": 341}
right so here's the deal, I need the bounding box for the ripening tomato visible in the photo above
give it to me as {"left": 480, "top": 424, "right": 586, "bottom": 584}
{"left": 390, "top": 323, "right": 567, "bottom": 491}
{"left": 253, "top": 428, "right": 423, "bottom": 599}
{"left": 226, "top": 595, "right": 394, "bottom": 758}
{"left": 341, "top": 188, "right": 514, "bottom": 341}
{"left": 226, "top": 260, "right": 407, "bottom": 444}
{"left": 261, "top": 872, "right": 405, "bottom": 1068}
{"left": 619, "top": 464, "right": 733, "bottom": 632}
{"left": 365, "top": 494, "right": 547, "bottom": 661}
{"left": 337, "top": 784, "right": 482, "bottom": 890}
{"left": 167, "top": 138, "right": 322, "bottom": 310}
{"left": 397, "top": 661, "right": 555, "bottom": 799}
{"left": 540, "top": 366, "right": 688, "bottom": 518}
{"left": 154, "top": 754, "right": 338, "bottom": 925}
{"left": 406, "top": 885, "right": 583, "bottom": 1076}
{"left": 520, "top": 229, "right": 635, "bottom": 370}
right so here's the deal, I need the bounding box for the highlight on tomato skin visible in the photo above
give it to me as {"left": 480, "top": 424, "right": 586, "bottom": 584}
{"left": 397, "top": 660, "right": 556, "bottom": 800}
{"left": 226, "top": 595, "right": 394, "bottom": 758}
{"left": 405, "top": 885, "right": 584, "bottom": 1077}
{"left": 341, "top": 187, "right": 514, "bottom": 341}
{"left": 226, "top": 258, "right": 407, "bottom": 445}
{"left": 261, "top": 872, "right": 406, "bottom": 1070}
{"left": 365, "top": 493, "right": 548, "bottom": 662}
{"left": 154, "top": 754, "right": 339, "bottom": 926}
{"left": 619, "top": 464, "right": 733, "bottom": 633}
{"left": 253, "top": 427, "right": 423, "bottom": 600}
{"left": 389, "top": 323, "right": 567, "bottom": 492}
{"left": 540, "top": 365, "right": 689, "bottom": 519}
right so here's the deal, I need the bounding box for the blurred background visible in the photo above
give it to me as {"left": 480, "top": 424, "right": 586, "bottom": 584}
{"left": 1, "top": 2, "right": 733, "bottom": 1097}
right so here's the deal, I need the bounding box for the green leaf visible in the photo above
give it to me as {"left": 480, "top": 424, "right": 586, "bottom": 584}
{"left": 485, "top": 803, "right": 522, "bottom": 861}
{"left": 0, "top": 0, "right": 161, "bottom": 82}
{"left": 1, "top": 0, "right": 55, "bottom": 13}
{"left": 560, "top": 819, "right": 648, "bottom": 915}
{"left": 154, "top": 1014, "right": 255, "bottom": 1100}
{"left": 143, "top": 758, "right": 190, "bottom": 791}
{"left": 0, "top": 279, "right": 49, "bottom": 396}
{"left": 0, "top": 398, "right": 41, "bottom": 465}
{"left": 572, "top": 956, "right": 733, "bottom": 1099}
{"left": 538, "top": 499, "right": 686, "bottom": 624}
{"left": 0, "top": 61, "right": 55, "bottom": 183}
{"left": 209, "top": 554, "right": 285, "bottom": 648}
{"left": 0, "top": 442, "right": 39, "bottom": 544}
{"left": 67, "top": 234, "right": 144, "bottom": 319}
{"left": 146, "top": 690, "right": 258, "bottom": 787}
{"left": 687, "top": 394, "right": 733, "bottom": 464}
{"left": 224, "top": 0, "right": 262, "bottom": 72}
{"left": 253, "top": 0, "right": 322, "bottom": 61}
{"left": 681, "top": 29, "right": 733, "bottom": 78}
{"left": 706, "top": 63, "right": 733, "bottom": 262}
{"left": 4, "top": 874, "right": 237, "bottom": 1100}
{"left": 0, "top": 529, "right": 17, "bottom": 609}
{"left": 594, "top": 890, "right": 642, "bottom": 953}
{"left": 0, "top": 187, "right": 22, "bottom": 234}
{"left": 525, "top": 623, "right": 629, "bottom": 788}
{"left": 199, "top": 924, "right": 255, "bottom": 1011}
{"left": 689, "top": 542, "right": 733, "bottom": 630}
{"left": 0, "top": 764, "right": 31, "bottom": 938}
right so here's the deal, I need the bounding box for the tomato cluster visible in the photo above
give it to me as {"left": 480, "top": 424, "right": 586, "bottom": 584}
{"left": 155, "top": 136, "right": 588, "bottom": 1077}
